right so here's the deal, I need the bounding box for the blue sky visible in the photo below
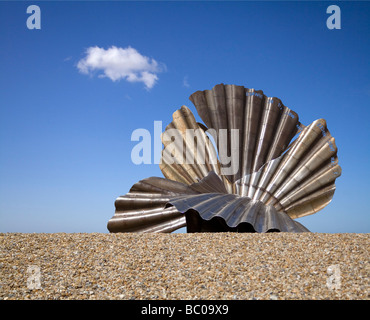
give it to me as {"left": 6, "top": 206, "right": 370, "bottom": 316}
{"left": 0, "top": 1, "right": 369, "bottom": 233}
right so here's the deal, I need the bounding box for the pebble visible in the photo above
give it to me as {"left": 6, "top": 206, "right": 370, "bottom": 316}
{"left": 0, "top": 232, "right": 369, "bottom": 300}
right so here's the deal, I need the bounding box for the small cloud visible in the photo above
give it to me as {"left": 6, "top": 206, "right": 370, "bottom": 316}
{"left": 183, "top": 75, "right": 190, "bottom": 88}
{"left": 77, "top": 46, "right": 165, "bottom": 89}
{"left": 63, "top": 56, "right": 72, "bottom": 62}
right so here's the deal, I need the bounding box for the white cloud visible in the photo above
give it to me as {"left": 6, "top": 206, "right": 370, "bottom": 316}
{"left": 77, "top": 46, "right": 164, "bottom": 89}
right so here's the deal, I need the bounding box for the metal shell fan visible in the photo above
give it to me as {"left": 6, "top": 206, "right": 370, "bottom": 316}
{"left": 107, "top": 83, "right": 341, "bottom": 233}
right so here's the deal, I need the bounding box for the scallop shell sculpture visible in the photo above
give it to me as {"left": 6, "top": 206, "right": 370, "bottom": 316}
{"left": 107, "top": 83, "right": 341, "bottom": 233}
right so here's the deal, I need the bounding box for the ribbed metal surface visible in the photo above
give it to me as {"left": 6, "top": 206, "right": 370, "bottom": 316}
{"left": 234, "top": 118, "right": 341, "bottom": 218}
{"left": 159, "top": 105, "right": 222, "bottom": 186}
{"left": 107, "top": 177, "right": 194, "bottom": 233}
{"left": 107, "top": 171, "right": 309, "bottom": 233}
{"left": 107, "top": 82, "right": 341, "bottom": 233}
{"left": 167, "top": 193, "right": 309, "bottom": 233}
{"left": 189, "top": 84, "right": 304, "bottom": 185}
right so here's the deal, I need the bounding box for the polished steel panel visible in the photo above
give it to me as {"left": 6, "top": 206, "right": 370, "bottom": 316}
{"left": 189, "top": 84, "right": 303, "bottom": 187}
{"left": 167, "top": 193, "right": 309, "bottom": 233}
{"left": 235, "top": 118, "right": 342, "bottom": 218}
{"left": 159, "top": 105, "right": 221, "bottom": 185}
{"left": 107, "top": 177, "right": 194, "bottom": 233}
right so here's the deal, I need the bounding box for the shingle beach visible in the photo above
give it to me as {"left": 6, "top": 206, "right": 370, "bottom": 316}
{"left": 0, "top": 233, "right": 368, "bottom": 300}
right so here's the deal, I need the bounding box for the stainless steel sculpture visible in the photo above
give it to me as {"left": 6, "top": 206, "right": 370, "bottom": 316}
{"left": 107, "top": 83, "right": 341, "bottom": 233}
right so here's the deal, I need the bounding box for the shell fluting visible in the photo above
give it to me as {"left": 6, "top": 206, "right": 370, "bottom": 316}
{"left": 189, "top": 84, "right": 304, "bottom": 184}
{"left": 107, "top": 83, "right": 341, "bottom": 233}
{"left": 107, "top": 177, "right": 191, "bottom": 233}
{"left": 159, "top": 105, "right": 221, "bottom": 186}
